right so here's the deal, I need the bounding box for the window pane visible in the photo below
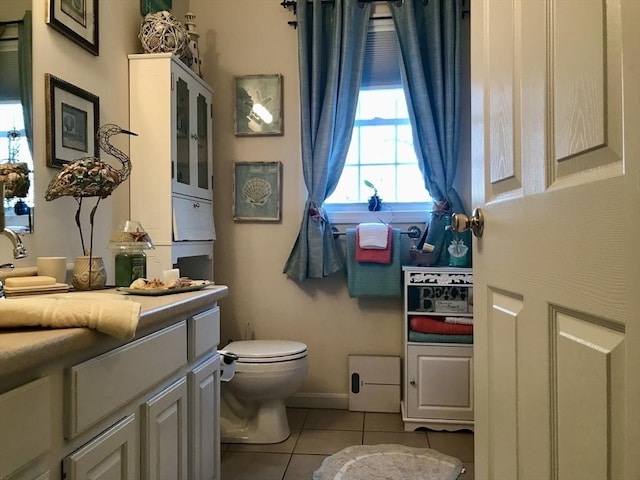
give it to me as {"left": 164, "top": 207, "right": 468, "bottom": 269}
{"left": 360, "top": 126, "right": 396, "bottom": 164}
{"left": 397, "top": 165, "right": 430, "bottom": 202}
{"left": 325, "top": 87, "right": 432, "bottom": 206}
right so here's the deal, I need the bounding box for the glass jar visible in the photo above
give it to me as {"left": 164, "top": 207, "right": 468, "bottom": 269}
{"left": 114, "top": 249, "right": 147, "bottom": 287}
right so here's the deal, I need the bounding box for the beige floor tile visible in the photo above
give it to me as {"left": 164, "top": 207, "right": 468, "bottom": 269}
{"left": 427, "top": 430, "right": 475, "bottom": 463}
{"left": 362, "top": 430, "right": 429, "bottom": 448}
{"left": 287, "top": 407, "right": 309, "bottom": 430}
{"left": 294, "top": 429, "right": 363, "bottom": 455}
{"left": 283, "top": 454, "right": 328, "bottom": 480}
{"left": 220, "top": 451, "right": 290, "bottom": 480}
{"left": 304, "top": 408, "right": 364, "bottom": 430}
{"left": 460, "top": 462, "right": 475, "bottom": 480}
{"left": 226, "top": 429, "right": 301, "bottom": 454}
{"left": 364, "top": 412, "right": 405, "bottom": 432}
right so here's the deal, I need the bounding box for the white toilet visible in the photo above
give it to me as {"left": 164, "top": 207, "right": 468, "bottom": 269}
{"left": 220, "top": 340, "right": 308, "bottom": 444}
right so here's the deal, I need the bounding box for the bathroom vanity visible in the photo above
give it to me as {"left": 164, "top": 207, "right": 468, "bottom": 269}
{"left": 0, "top": 285, "right": 228, "bottom": 480}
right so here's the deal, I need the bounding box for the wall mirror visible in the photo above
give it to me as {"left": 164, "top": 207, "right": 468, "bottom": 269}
{"left": 0, "top": 0, "right": 34, "bottom": 234}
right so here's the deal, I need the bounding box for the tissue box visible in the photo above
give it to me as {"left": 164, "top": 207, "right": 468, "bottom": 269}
{"left": 348, "top": 355, "right": 400, "bottom": 413}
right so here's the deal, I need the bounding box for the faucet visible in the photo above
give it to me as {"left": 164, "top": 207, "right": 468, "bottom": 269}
{"left": 2, "top": 228, "right": 28, "bottom": 259}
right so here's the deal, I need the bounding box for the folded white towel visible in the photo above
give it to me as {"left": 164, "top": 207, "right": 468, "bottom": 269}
{"left": 444, "top": 316, "right": 474, "bottom": 325}
{"left": 357, "top": 223, "right": 389, "bottom": 249}
{"left": 0, "top": 298, "right": 141, "bottom": 340}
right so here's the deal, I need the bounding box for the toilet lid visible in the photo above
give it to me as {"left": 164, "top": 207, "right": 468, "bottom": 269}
{"left": 224, "top": 340, "right": 307, "bottom": 363}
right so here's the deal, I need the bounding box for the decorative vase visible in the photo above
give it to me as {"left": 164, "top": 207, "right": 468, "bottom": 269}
{"left": 72, "top": 256, "right": 107, "bottom": 290}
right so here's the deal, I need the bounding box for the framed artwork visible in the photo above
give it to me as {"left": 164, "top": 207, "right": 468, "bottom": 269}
{"left": 45, "top": 74, "right": 100, "bottom": 168}
{"left": 234, "top": 74, "right": 283, "bottom": 136}
{"left": 140, "top": 0, "right": 172, "bottom": 15}
{"left": 233, "top": 162, "right": 282, "bottom": 222}
{"left": 47, "top": 0, "right": 99, "bottom": 56}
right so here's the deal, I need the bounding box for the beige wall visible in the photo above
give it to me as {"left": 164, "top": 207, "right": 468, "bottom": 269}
{"left": 16, "top": 0, "right": 141, "bottom": 278}
{"left": 15, "top": 0, "right": 470, "bottom": 403}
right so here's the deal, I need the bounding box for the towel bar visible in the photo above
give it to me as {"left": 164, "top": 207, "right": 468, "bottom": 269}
{"left": 332, "top": 225, "right": 421, "bottom": 239}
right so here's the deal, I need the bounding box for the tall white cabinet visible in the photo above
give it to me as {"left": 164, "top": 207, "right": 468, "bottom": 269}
{"left": 402, "top": 266, "right": 474, "bottom": 432}
{"left": 128, "top": 53, "right": 215, "bottom": 281}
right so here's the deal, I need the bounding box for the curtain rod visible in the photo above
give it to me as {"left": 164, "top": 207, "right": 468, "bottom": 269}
{"left": 281, "top": 1, "right": 469, "bottom": 28}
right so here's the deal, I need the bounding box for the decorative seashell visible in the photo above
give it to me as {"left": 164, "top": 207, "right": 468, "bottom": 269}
{"left": 242, "top": 178, "right": 271, "bottom": 206}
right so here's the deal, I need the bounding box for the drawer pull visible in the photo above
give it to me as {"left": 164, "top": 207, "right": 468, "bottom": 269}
{"left": 410, "top": 379, "right": 416, "bottom": 386}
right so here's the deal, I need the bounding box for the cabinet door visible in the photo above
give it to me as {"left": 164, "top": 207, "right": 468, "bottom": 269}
{"left": 406, "top": 345, "right": 474, "bottom": 422}
{"left": 141, "top": 378, "right": 188, "bottom": 480}
{"left": 188, "top": 355, "right": 220, "bottom": 480}
{"left": 62, "top": 415, "right": 138, "bottom": 480}
{"left": 172, "top": 63, "right": 212, "bottom": 202}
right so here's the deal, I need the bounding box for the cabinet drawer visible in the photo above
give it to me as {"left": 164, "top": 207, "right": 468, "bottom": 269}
{"left": 173, "top": 196, "right": 214, "bottom": 241}
{"left": 66, "top": 321, "right": 187, "bottom": 438}
{"left": 0, "top": 377, "right": 51, "bottom": 479}
{"left": 188, "top": 307, "right": 220, "bottom": 361}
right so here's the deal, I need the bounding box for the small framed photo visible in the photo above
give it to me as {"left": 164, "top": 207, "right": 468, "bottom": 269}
{"left": 45, "top": 74, "right": 100, "bottom": 168}
{"left": 47, "top": 0, "right": 99, "bottom": 56}
{"left": 234, "top": 74, "right": 283, "bottom": 136}
{"left": 233, "top": 162, "right": 282, "bottom": 222}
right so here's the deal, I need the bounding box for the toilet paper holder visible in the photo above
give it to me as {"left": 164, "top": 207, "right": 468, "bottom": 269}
{"left": 218, "top": 351, "right": 238, "bottom": 382}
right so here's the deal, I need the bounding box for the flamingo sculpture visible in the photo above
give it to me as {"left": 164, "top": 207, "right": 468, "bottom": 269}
{"left": 45, "top": 124, "right": 137, "bottom": 282}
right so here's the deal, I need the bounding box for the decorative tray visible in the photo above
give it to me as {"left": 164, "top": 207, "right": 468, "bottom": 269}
{"left": 116, "top": 281, "right": 213, "bottom": 296}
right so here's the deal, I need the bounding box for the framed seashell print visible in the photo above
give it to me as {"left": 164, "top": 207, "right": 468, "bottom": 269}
{"left": 233, "top": 162, "right": 282, "bottom": 221}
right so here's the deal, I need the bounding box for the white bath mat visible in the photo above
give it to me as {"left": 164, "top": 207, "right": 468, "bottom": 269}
{"left": 313, "top": 444, "right": 464, "bottom": 480}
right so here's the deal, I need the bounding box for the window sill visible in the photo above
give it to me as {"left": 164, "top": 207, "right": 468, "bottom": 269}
{"left": 325, "top": 203, "right": 432, "bottom": 225}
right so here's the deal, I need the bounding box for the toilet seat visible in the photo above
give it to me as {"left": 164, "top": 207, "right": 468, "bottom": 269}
{"left": 224, "top": 340, "right": 307, "bottom": 363}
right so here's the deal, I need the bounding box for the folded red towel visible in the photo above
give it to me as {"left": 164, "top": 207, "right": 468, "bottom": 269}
{"left": 355, "top": 226, "right": 392, "bottom": 264}
{"left": 410, "top": 316, "right": 473, "bottom": 335}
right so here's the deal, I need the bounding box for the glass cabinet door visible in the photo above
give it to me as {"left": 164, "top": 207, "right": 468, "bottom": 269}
{"left": 175, "top": 77, "right": 191, "bottom": 188}
{"left": 196, "top": 93, "right": 209, "bottom": 191}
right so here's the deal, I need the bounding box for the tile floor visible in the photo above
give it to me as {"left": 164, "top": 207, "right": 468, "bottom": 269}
{"left": 221, "top": 408, "right": 474, "bottom": 479}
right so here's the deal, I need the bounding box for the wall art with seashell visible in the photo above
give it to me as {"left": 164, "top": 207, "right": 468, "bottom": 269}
{"left": 232, "top": 161, "right": 282, "bottom": 222}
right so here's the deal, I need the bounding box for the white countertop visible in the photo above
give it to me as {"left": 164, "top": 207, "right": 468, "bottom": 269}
{"left": 0, "top": 285, "right": 229, "bottom": 391}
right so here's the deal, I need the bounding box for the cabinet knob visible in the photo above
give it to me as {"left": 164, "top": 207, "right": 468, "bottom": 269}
{"left": 193, "top": 203, "right": 200, "bottom": 208}
{"left": 191, "top": 134, "right": 199, "bottom": 141}
{"left": 409, "top": 379, "right": 416, "bottom": 386}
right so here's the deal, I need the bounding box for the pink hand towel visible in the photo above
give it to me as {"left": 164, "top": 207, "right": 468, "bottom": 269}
{"left": 355, "top": 226, "right": 392, "bottom": 264}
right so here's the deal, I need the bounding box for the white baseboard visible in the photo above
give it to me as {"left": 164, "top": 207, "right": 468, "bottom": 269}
{"left": 285, "top": 392, "right": 349, "bottom": 410}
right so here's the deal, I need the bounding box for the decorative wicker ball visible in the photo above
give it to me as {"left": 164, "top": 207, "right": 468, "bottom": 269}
{"left": 139, "top": 11, "right": 188, "bottom": 56}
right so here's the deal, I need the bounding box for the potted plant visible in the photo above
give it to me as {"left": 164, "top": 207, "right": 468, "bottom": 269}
{"left": 364, "top": 180, "right": 382, "bottom": 211}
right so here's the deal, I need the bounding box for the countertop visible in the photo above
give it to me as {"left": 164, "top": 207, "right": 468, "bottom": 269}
{"left": 0, "top": 284, "right": 229, "bottom": 390}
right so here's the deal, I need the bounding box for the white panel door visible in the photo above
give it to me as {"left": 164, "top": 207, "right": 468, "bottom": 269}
{"left": 188, "top": 355, "right": 221, "bottom": 480}
{"left": 141, "top": 378, "right": 188, "bottom": 480}
{"left": 63, "top": 415, "right": 138, "bottom": 480}
{"left": 470, "top": 1, "right": 640, "bottom": 479}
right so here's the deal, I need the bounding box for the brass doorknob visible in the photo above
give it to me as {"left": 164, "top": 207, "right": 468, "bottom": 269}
{"left": 451, "top": 208, "right": 484, "bottom": 238}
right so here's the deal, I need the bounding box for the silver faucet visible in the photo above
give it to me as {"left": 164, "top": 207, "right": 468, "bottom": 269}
{"left": 2, "top": 228, "right": 28, "bottom": 259}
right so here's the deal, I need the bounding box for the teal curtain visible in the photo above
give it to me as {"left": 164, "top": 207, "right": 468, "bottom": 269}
{"left": 17, "top": 10, "right": 32, "bottom": 157}
{"left": 390, "top": 0, "right": 465, "bottom": 265}
{"left": 283, "top": 0, "right": 370, "bottom": 282}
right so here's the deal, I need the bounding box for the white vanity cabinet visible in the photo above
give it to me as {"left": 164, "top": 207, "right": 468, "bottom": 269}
{"left": 402, "top": 266, "right": 474, "bottom": 432}
{"left": 128, "top": 53, "right": 215, "bottom": 281}
{"left": 0, "top": 292, "right": 225, "bottom": 480}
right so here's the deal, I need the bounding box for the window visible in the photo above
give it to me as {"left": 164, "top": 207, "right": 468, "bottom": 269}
{"left": 324, "top": 15, "right": 432, "bottom": 221}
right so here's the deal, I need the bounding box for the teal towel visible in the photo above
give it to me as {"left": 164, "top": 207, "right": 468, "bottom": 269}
{"left": 408, "top": 331, "right": 474, "bottom": 344}
{"left": 346, "top": 228, "right": 401, "bottom": 298}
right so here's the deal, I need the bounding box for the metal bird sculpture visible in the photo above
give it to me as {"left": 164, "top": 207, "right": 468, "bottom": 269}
{"left": 45, "top": 124, "right": 137, "bottom": 258}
